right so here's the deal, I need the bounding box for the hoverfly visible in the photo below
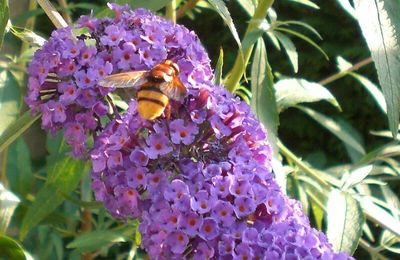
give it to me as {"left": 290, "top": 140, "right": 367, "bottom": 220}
{"left": 99, "top": 60, "right": 187, "bottom": 120}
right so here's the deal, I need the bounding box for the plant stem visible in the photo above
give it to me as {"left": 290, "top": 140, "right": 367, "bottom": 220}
{"left": 277, "top": 139, "right": 329, "bottom": 188}
{"left": 36, "top": 0, "right": 68, "bottom": 29}
{"left": 225, "top": 0, "right": 274, "bottom": 93}
{"left": 166, "top": 0, "right": 177, "bottom": 24}
{"left": 318, "top": 57, "right": 373, "bottom": 85}
{"left": 176, "top": 0, "right": 200, "bottom": 19}
{"left": 57, "top": 0, "right": 72, "bottom": 25}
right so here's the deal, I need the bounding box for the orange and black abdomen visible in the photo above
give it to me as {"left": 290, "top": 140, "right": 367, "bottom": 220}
{"left": 136, "top": 82, "right": 169, "bottom": 120}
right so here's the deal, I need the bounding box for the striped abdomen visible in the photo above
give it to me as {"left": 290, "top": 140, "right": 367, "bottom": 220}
{"left": 137, "top": 83, "right": 169, "bottom": 120}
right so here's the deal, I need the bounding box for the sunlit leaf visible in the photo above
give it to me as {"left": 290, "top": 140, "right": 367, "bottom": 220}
{"left": 341, "top": 165, "right": 373, "bottom": 190}
{"left": 288, "top": 0, "right": 320, "bottom": 9}
{"left": 0, "top": 235, "right": 25, "bottom": 260}
{"left": 354, "top": 0, "right": 400, "bottom": 137}
{"left": 275, "top": 79, "right": 340, "bottom": 111}
{"left": 214, "top": 48, "right": 224, "bottom": 85}
{"left": 326, "top": 189, "right": 364, "bottom": 254}
{"left": 357, "top": 195, "right": 400, "bottom": 237}
{"left": 336, "top": 0, "right": 357, "bottom": 18}
{"left": 20, "top": 142, "right": 88, "bottom": 240}
{"left": 251, "top": 38, "right": 279, "bottom": 157}
{"left": 274, "top": 31, "right": 298, "bottom": 73}
{"left": 0, "top": 0, "right": 9, "bottom": 49}
{"left": 10, "top": 26, "right": 45, "bottom": 47}
{"left": 237, "top": 0, "right": 256, "bottom": 16}
{"left": 0, "top": 183, "right": 20, "bottom": 233}
{"left": 0, "top": 70, "right": 22, "bottom": 135}
{"left": 298, "top": 106, "right": 365, "bottom": 155}
{"left": 207, "top": 0, "right": 244, "bottom": 65}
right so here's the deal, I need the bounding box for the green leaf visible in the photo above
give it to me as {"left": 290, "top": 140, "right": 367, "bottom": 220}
{"left": 275, "top": 27, "right": 328, "bottom": 59}
{"left": 288, "top": 0, "right": 320, "bottom": 9}
{"left": 336, "top": 0, "right": 357, "bottom": 18}
{"left": 214, "top": 48, "right": 224, "bottom": 85}
{"left": 275, "top": 20, "right": 322, "bottom": 39}
{"left": 0, "top": 110, "right": 40, "bottom": 153}
{"left": 357, "top": 195, "right": 400, "bottom": 237}
{"left": 335, "top": 118, "right": 365, "bottom": 162}
{"left": 0, "top": 235, "right": 25, "bottom": 260}
{"left": 275, "top": 78, "right": 340, "bottom": 111}
{"left": 237, "top": 0, "right": 256, "bottom": 16}
{"left": 0, "top": 183, "right": 20, "bottom": 233}
{"left": 298, "top": 106, "right": 366, "bottom": 155}
{"left": 354, "top": 0, "right": 400, "bottom": 137}
{"left": 0, "top": 0, "right": 9, "bottom": 49}
{"left": 274, "top": 32, "right": 298, "bottom": 73}
{"left": 207, "top": 0, "right": 244, "bottom": 66}
{"left": 326, "top": 189, "right": 364, "bottom": 254}
{"left": 67, "top": 230, "right": 129, "bottom": 251}
{"left": 251, "top": 38, "right": 279, "bottom": 156}
{"left": 0, "top": 70, "right": 22, "bottom": 136}
{"left": 6, "top": 138, "right": 34, "bottom": 196}
{"left": 341, "top": 165, "right": 373, "bottom": 190}
{"left": 242, "top": 29, "right": 265, "bottom": 51}
{"left": 20, "top": 155, "right": 88, "bottom": 240}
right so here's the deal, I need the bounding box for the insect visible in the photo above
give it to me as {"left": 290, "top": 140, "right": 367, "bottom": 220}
{"left": 99, "top": 60, "right": 187, "bottom": 120}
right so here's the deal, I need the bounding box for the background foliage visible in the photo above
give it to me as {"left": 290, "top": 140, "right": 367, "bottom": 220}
{"left": 0, "top": 0, "right": 399, "bottom": 259}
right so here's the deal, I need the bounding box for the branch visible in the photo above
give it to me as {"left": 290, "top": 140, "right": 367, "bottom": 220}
{"left": 319, "top": 57, "right": 373, "bottom": 85}
{"left": 36, "top": 0, "right": 68, "bottom": 29}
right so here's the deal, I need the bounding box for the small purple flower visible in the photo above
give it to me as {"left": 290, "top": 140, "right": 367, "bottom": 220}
{"left": 129, "top": 149, "right": 149, "bottom": 166}
{"left": 100, "top": 25, "right": 126, "bottom": 46}
{"left": 211, "top": 200, "right": 235, "bottom": 226}
{"left": 234, "top": 196, "right": 256, "bottom": 218}
{"left": 145, "top": 133, "right": 172, "bottom": 159}
{"left": 166, "top": 231, "right": 189, "bottom": 254}
{"left": 169, "top": 119, "right": 199, "bottom": 145}
{"left": 199, "top": 218, "right": 219, "bottom": 241}
{"left": 191, "top": 190, "right": 215, "bottom": 214}
{"left": 179, "top": 212, "right": 203, "bottom": 236}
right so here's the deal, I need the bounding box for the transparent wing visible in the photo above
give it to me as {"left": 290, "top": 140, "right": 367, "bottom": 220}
{"left": 98, "top": 71, "right": 147, "bottom": 88}
{"left": 159, "top": 77, "right": 188, "bottom": 101}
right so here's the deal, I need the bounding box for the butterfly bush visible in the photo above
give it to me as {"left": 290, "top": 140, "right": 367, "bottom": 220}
{"left": 27, "top": 3, "right": 352, "bottom": 259}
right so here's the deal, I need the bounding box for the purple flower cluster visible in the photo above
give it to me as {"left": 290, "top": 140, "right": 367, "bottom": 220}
{"left": 26, "top": 3, "right": 211, "bottom": 157}
{"left": 27, "top": 3, "right": 352, "bottom": 259}
{"left": 91, "top": 84, "right": 351, "bottom": 259}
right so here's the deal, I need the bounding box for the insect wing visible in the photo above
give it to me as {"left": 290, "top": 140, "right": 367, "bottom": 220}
{"left": 159, "top": 77, "right": 187, "bottom": 101}
{"left": 98, "top": 71, "right": 147, "bottom": 88}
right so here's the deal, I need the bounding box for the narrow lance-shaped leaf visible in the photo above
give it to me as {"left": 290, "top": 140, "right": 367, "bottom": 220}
{"left": 275, "top": 78, "right": 340, "bottom": 111}
{"left": 0, "top": 183, "right": 20, "bottom": 233}
{"left": 207, "top": 0, "right": 244, "bottom": 64}
{"left": 354, "top": 0, "right": 400, "bottom": 137}
{"left": 0, "top": 70, "right": 22, "bottom": 136}
{"left": 251, "top": 38, "right": 284, "bottom": 187}
{"left": 20, "top": 137, "right": 88, "bottom": 240}
{"left": 274, "top": 31, "right": 298, "bottom": 73}
{"left": 0, "top": 0, "right": 9, "bottom": 49}
{"left": 0, "top": 110, "right": 40, "bottom": 153}
{"left": 326, "top": 189, "right": 364, "bottom": 254}
{"left": 251, "top": 38, "right": 279, "bottom": 154}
